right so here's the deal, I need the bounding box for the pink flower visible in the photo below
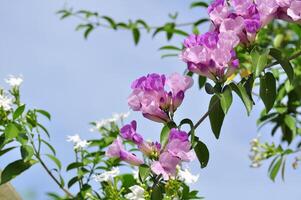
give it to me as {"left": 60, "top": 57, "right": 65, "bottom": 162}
{"left": 128, "top": 73, "right": 193, "bottom": 122}
{"left": 150, "top": 129, "right": 195, "bottom": 180}
{"left": 208, "top": 0, "right": 230, "bottom": 25}
{"left": 287, "top": 1, "right": 301, "bottom": 21}
{"left": 120, "top": 121, "right": 161, "bottom": 157}
{"left": 180, "top": 32, "right": 239, "bottom": 81}
{"left": 165, "top": 129, "right": 195, "bottom": 161}
{"left": 255, "top": 0, "right": 279, "bottom": 25}
{"left": 106, "top": 137, "right": 144, "bottom": 166}
{"left": 151, "top": 152, "right": 180, "bottom": 180}
{"left": 120, "top": 120, "right": 143, "bottom": 144}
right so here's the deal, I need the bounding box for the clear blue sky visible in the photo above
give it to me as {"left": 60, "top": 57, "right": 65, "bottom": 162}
{"left": 0, "top": 0, "right": 300, "bottom": 199}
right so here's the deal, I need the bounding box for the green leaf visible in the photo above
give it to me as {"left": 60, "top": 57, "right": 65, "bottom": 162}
{"left": 158, "top": 45, "right": 181, "bottom": 51}
{"left": 194, "top": 139, "right": 209, "bottom": 168}
{"left": 35, "top": 109, "right": 51, "bottom": 120}
{"left": 229, "top": 82, "right": 253, "bottom": 115}
{"left": 151, "top": 184, "right": 164, "bottom": 200}
{"left": 0, "top": 147, "right": 16, "bottom": 157}
{"left": 251, "top": 48, "right": 269, "bottom": 77}
{"left": 4, "top": 123, "right": 19, "bottom": 140}
{"left": 68, "top": 176, "right": 79, "bottom": 188}
{"left": 0, "top": 159, "right": 37, "bottom": 185}
{"left": 269, "top": 157, "right": 283, "bottom": 181}
{"left": 84, "top": 24, "right": 94, "bottom": 39}
{"left": 136, "top": 19, "right": 150, "bottom": 32}
{"left": 160, "top": 122, "right": 177, "bottom": 146}
{"left": 260, "top": 72, "right": 276, "bottom": 113}
{"left": 46, "top": 154, "right": 62, "bottom": 170}
{"left": 13, "top": 104, "right": 25, "bottom": 120}
{"left": 21, "top": 145, "right": 34, "bottom": 162}
{"left": 194, "top": 18, "right": 209, "bottom": 26}
{"left": 132, "top": 27, "right": 140, "bottom": 45}
{"left": 220, "top": 86, "right": 233, "bottom": 114}
{"left": 284, "top": 115, "right": 296, "bottom": 134}
{"left": 66, "top": 162, "right": 84, "bottom": 171}
{"left": 190, "top": 1, "right": 209, "bottom": 9}
{"left": 139, "top": 164, "right": 150, "bottom": 182}
{"left": 198, "top": 76, "right": 207, "bottom": 90}
{"left": 209, "top": 95, "right": 225, "bottom": 139}
{"left": 41, "top": 139, "right": 56, "bottom": 155}
{"left": 102, "top": 16, "right": 116, "bottom": 29}
{"left": 269, "top": 48, "right": 294, "bottom": 83}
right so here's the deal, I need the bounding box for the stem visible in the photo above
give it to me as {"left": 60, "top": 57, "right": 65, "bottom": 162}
{"left": 72, "top": 13, "right": 198, "bottom": 30}
{"left": 28, "top": 135, "right": 74, "bottom": 198}
{"left": 193, "top": 98, "right": 218, "bottom": 130}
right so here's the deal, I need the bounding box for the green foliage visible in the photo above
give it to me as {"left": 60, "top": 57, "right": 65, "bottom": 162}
{"left": 209, "top": 95, "right": 225, "bottom": 139}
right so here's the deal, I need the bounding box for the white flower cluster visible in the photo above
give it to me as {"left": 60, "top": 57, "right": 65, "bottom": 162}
{"left": 90, "top": 112, "right": 130, "bottom": 132}
{"left": 0, "top": 94, "right": 13, "bottom": 111}
{"left": 5, "top": 75, "right": 23, "bottom": 88}
{"left": 124, "top": 185, "right": 145, "bottom": 200}
{"left": 177, "top": 167, "right": 199, "bottom": 185}
{"left": 66, "top": 134, "right": 90, "bottom": 150}
{"left": 92, "top": 167, "right": 120, "bottom": 182}
{"left": 249, "top": 137, "right": 264, "bottom": 168}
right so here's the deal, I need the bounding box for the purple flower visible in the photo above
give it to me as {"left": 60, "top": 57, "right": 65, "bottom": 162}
{"left": 151, "top": 152, "right": 180, "bottom": 180}
{"left": 245, "top": 19, "right": 261, "bottom": 33}
{"left": 287, "top": 1, "right": 301, "bottom": 21}
{"left": 208, "top": 0, "right": 230, "bottom": 25}
{"left": 180, "top": 31, "right": 239, "bottom": 81}
{"left": 128, "top": 73, "right": 193, "bottom": 123}
{"left": 165, "top": 129, "right": 195, "bottom": 161}
{"left": 183, "top": 34, "right": 203, "bottom": 48}
{"left": 106, "top": 137, "right": 144, "bottom": 166}
{"left": 120, "top": 120, "right": 143, "bottom": 144}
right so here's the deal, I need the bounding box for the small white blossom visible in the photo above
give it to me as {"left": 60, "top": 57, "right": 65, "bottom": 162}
{"left": 178, "top": 168, "right": 199, "bottom": 185}
{"left": 93, "top": 167, "right": 120, "bottom": 182}
{"left": 124, "top": 185, "right": 145, "bottom": 200}
{"left": 112, "top": 112, "right": 130, "bottom": 122}
{"left": 132, "top": 169, "right": 139, "bottom": 180}
{"left": 66, "top": 134, "right": 89, "bottom": 150}
{"left": 0, "top": 94, "right": 13, "bottom": 111}
{"left": 5, "top": 75, "right": 23, "bottom": 87}
{"left": 90, "top": 112, "right": 130, "bottom": 132}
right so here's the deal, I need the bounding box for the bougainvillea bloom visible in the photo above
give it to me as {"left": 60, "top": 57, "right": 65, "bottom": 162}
{"left": 128, "top": 73, "right": 193, "bottom": 123}
{"left": 106, "top": 137, "right": 144, "bottom": 166}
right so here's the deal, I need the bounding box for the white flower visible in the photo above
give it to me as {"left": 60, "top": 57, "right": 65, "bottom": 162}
{"left": 112, "top": 112, "right": 130, "bottom": 122}
{"left": 90, "top": 112, "right": 130, "bottom": 132}
{"left": 124, "top": 185, "right": 145, "bottom": 200}
{"left": 132, "top": 169, "right": 139, "bottom": 180}
{"left": 93, "top": 167, "right": 120, "bottom": 182}
{"left": 0, "top": 94, "right": 13, "bottom": 111}
{"left": 5, "top": 75, "right": 23, "bottom": 87}
{"left": 178, "top": 168, "right": 199, "bottom": 185}
{"left": 66, "top": 134, "right": 89, "bottom": 150}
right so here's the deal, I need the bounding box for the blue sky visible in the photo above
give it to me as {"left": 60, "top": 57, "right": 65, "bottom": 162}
{"left": 0, "top": 0, "right": 300, "bottom": 199}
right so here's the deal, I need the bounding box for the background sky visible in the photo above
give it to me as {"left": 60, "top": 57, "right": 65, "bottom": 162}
{"left": 0, "top": 0, "right": 300, "bottom": 199}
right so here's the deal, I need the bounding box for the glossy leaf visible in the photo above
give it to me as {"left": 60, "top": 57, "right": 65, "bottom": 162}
{"left": 209, "top": 95, "right": 225, "bottom": 139}
{"left": 194, "top": 139, "right": 209, "bottom": 168}
{"left": 13, "top": 104, "right": 25, "bottom": 120}
{"left": 0, "top": 159, "right": 37, "bottom": 185}
{"left": 220, "top": 86, "right": 233, "bottom": 114}
{"left": 269, "top": 48, "right": 294, "bottom": 83}
{"left": 260, "top": 72, "right": 276, "bottom": 113}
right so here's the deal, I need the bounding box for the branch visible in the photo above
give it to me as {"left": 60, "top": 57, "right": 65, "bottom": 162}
{"left": 193, "top": 50, "right": 301, "bottom": 130}
{"left": 29, "top": 139, "right": 74, "bottom": 198}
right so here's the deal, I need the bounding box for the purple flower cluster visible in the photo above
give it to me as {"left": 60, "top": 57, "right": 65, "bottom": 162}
{"left": 128, "top": 73, "right": 193, "bottom": 123}
{"left": 107, "top": 121, "right": 194, "bottom": 180}
{"left": 181, "top": 0, "right": 301, "bottom": 82}
{"left": 151, "top": 128, "right": 195, "bottom": 180}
